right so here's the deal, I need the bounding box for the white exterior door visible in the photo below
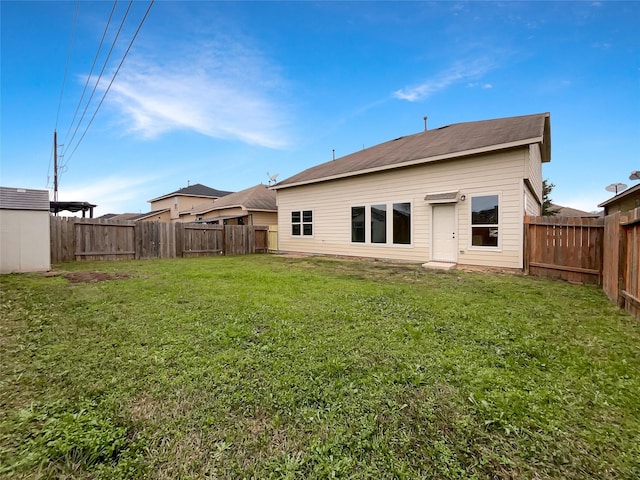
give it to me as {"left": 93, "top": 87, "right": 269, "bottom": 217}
{"left": 431, "top": 204, "right": 457, "bottom": 262}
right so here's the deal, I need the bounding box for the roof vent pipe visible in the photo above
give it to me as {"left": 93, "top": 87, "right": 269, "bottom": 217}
{"left": 332, "top": 149, "right": 335, "bottom": 160}
{"left": 423, "top": 116, "right": 428, "bottom": 131}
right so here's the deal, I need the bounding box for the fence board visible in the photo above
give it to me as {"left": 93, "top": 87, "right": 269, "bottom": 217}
{"left": 524, "top": 215, "right": 604, "bottom": 285}
{"left": 182, "top": 224, "right": 223, "bottom": 257}
{"left": 619, "top": 208, "right": 640, "bottom": 319}
{"left": 51, "top": 218, "right": 266, "bottom": 261}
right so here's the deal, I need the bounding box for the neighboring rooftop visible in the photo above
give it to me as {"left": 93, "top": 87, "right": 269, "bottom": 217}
{"left": 549, "top": 204, "right": 602, "bottom": 217}
{"left": 598, "top": 183, "right": 640, "bottom": 209}
{"left": 182, "top": 184, "right": 277, "bottom": 216}
{"left": 274, "top": 113, "right": 550, "bottom": 189}
{"left": 149, "top": 183, "right": 234, "bottom": 202}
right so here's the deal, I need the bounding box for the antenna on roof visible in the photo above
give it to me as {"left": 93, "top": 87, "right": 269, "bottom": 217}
{"left": 605, "top": 182, "right": 627, "bottom": 195}
{"left": 630, "top": 170, "right": 640, "bottom": 181}
{"left": 423, "top": 116, "right": 428, "bottom": 131}
{"left": 187, "top": 180, "right": 190, "bottom": 186}
{"left": 266, "top": 172, "right": 279, "bottom": 186}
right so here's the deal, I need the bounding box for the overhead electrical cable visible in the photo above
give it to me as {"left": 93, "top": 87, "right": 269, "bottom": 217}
{"left": 61, "top": 0, "right": 135, "bottom": 166}
{"left": 54, "top": 0, "right": 80, "bottom": 130}
{"left": 62, "top": 0, "right": 119, "bottom": 147}
{"left": 50, "top": 0, "right": 79, "bottom": 189}
{"left": 63, "top": 0, "right": 155, "bottom": 167}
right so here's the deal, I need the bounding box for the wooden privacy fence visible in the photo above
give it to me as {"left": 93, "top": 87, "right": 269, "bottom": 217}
{"left": 525, "top": 209, "right": 640, "bottom": 321}
{"left": 50, "top": 217, "right": 268, "bottom": 263}
{"left": 602, "top": 208, "right": 640, "bottom": 320}
{"left": 524, "top": 215, "right": 604, "bottom": 285}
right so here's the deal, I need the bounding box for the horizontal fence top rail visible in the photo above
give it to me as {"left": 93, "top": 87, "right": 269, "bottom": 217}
{"left": 524, "top": 215, "right": 604, "bottom": 227}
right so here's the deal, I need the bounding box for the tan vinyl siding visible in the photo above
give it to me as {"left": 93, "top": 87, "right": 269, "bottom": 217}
{"left": 139, "top": 210, "right": 172, "bottom": 222}
{"left": 201, "top": 207, "right": 245, "bottom": 222}
{"left": 526, "top": 144, "right": 543, "bottom": 203}
{"left": 524, "top": 185, "right": 541, "bottom": 216}
{"left": 278, "top": 148, "right": 530, "bottom": 268}
{"left": 251, "top": 211, "right": 278, "bottom": 226}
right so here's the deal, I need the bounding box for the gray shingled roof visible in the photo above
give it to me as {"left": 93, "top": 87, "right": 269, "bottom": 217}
{"left": 186, "top": 184, "right": 276, "bottom": 215}
{"left": 274, "top": 113, "right": 550, "bottom": 189}
{"left": 0, "top": 187, "right": 50, "bottom": 211}
{"left": 149, "top": 183, "right": 234, "bottom": 202}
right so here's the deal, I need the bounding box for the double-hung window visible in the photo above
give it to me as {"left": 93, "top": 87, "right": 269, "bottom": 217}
{"left": 471, "top": 195, "right": 499, "bottom": 247}
{"left": 291, "top": 210, "right": 313, "bottom": 236}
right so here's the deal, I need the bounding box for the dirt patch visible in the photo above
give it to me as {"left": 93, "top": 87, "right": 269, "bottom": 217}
{"left": 62, "top": 271, "right": 131, "bottom": 283}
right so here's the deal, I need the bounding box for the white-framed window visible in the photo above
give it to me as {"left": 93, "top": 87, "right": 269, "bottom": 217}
{"left": 351, "top": 202, "right": 412, "bottom": 245}
{"left": 291, "top": 210, "right": 313, "bottom": 236}
{"left": 470, "top": 194, "right": 499, "bottom": 248}
{"left": 351, "top": 206, "right": 365, "bottom": 242}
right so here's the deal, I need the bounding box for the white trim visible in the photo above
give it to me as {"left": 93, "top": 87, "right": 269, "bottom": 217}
{"left": 467, "top": 192, "right": 502, "bottom": 252}
{"left": 349, "top": 201, "right": 414, "bottom": 247}
{"left": 290, "top": 209, "right": 314, "bottom": 238}
{"left": 430, "top": 203, "right": 458, "bottom": 263}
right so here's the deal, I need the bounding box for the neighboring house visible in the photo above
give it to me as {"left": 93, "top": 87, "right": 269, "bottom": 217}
{"left": 598, "top": 183, "right": 640, "bottom": 215}
{"left": 272, "top": 113, "right": 551, "bottom": 269}
{"left": 548, "top": 204, "right": 602, "bottom": 217}
{"left": 0, "top": 186, "right": 51, "bottom": 273}
{"left": 179, "top": 184, "right": 277, "bottom": 226}
{"left": 96, "top": 210, "right": 172, "bottom": 222}
{"left": 148, "top": 183, "right": 234, "bottom": 222}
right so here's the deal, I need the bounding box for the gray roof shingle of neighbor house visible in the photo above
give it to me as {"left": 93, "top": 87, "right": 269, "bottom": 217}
{"left": 183, "top": 184, "right": 277, "bottom": 216}
{"left": 274, "top": 113, "right": 550, "bottom": 189}
{"left": 149, "top": 183, "right": 234, "bottom": 202}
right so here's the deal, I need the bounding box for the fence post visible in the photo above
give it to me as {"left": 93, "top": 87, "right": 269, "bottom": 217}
{"left": 617, "top": 213, "right": 628, "bottom": 309}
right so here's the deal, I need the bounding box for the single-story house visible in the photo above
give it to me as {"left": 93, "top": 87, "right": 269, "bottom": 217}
{"left": 272, "top": 113, "right": 551, "bottom": 269}
{"left": 148, "top": 183, "right": 233, "bottom": 222}
{"left": 0, "top": 186, "right": 51, "bottom": 273}
{"left": 598, "top": 183, "right": 640, "bottom": 215}
{"left": 179, "top": 184, "right": 277, "bottom": 226}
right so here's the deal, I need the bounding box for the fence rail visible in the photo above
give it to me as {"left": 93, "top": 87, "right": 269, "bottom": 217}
{"left": 602, "top": 208, "right": 640, "bottom": 320}
{"left": 524, "top": 215, "right": 604, "bottom": 285}
{"left": 50, "top": 217, "right": 268, "bottom": 262}
{"left": 525, "top": 209, "right": 639, "bottom": 321}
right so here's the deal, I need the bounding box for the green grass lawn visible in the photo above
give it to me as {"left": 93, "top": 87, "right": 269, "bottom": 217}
{"left": 1, "top": 255, "right": 639, "bottom": 479}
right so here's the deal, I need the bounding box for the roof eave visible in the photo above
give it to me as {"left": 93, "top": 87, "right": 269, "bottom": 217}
{"left": 273, "top": 137, "right": 543, "bottom": 190}
{"left": 598, "top": 183, "right": 640, "bottom": 207}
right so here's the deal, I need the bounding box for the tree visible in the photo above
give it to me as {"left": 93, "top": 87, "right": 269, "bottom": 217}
{"left": 542, "top": 179, "right": 556, "bottom": 216}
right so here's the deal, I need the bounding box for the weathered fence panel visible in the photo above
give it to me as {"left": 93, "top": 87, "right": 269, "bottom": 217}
{"left": 603, "top": 208, "right": 640, "bottom": 320}
{"left": 524, "top": 215, "right": 604, "bottom": 285}
{"left": 50, "top": 217, "right": 266, "bottom": 261}
{"left": 181, "top": 224, "right": 223, "bottom": 257}
{"left": 74, "top": 219, "right": 135, "bottom": 261}
{"left": 50, "top": 216, "right": 76, "bottom": 263}
{"left": 603, "top": 212, "right": 622, "bottom": 302}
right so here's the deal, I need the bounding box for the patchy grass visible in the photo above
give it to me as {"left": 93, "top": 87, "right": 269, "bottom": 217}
{"left": 1, "top": 255, "right": 639, "bottom": 479}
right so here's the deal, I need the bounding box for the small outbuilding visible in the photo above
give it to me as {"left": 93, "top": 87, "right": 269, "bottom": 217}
{"left": 0, "top": 186, "right": 51, "bottom": 273}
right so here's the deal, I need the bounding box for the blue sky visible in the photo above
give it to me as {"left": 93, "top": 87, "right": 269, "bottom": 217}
{"left": 2, "top": 1, "right": 639, "bottom": 216}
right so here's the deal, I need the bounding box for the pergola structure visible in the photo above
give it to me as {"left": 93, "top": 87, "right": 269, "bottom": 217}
{"left": 50, "top": 201, "right": 97, "bottom": 218}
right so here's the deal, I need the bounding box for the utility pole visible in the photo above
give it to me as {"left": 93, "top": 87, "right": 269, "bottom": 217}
{"left": 53, "top": 130, "right": 59, "bottom": 203}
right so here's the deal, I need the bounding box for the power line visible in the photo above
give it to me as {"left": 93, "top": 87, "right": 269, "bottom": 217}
{"left": 54, "top": 0, "right": 80, "bottom": 130}
{"left": 63, "top": 0, "right": 155, "bottom": 167}
{"left": 62, "top": 0, "right": 119, "bottom": 147}
{"left": 61, "top": 0, "right": 135, "bottom": 165}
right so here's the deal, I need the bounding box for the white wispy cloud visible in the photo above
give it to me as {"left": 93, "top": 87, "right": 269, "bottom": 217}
{"left": 393, "top": 58, "right": 496, "bottom": 102}
{"left": 58, "top": 175, "right": 163, "bottom": 215}
{"left": 100, "top": 36, "right": 291, "bottom": 149}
